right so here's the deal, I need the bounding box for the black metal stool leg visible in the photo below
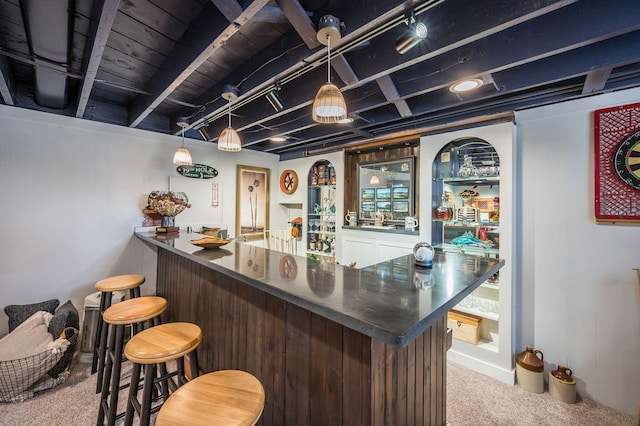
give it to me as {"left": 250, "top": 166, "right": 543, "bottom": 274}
{"left": 139, "top": 363, "right": 157, "bottom": 426}
{"left": 124, "top": 362, "right": 142, "bottom": 426}
{"left": 105, "top": 325, "right": 125, "bottom": 426}
{"left": 92, "top": 292, "right": 112, "bottom": 378}
{"left": 96, "top": 322, "right": 117, "bottom": 426}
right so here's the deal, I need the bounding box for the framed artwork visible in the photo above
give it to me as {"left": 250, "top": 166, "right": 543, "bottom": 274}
{"left": 376, "top": 201, "right": 391, "bottom": 212}
{"left": 361, "top": 188, "right": 375, "bottom": 199}
{"left": 376, "top": 187, "right": 391, "bottom": 200}
{"left": 236, "top": 165, "right": 270, "bottom": 239}
{"left": 392, "top": 201, "right": 409, "bottom": 213}
{"left": 362, "top": 201, "right": 375, "bottom": 212}
{"left": 392, "top": 186, "right": 409, "bottom": 199}
{"left": 594, "top": 102, "right": 640, "bottom": 223}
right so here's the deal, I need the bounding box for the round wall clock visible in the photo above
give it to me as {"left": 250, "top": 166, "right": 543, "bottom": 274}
{"left": 279, "top": 170, "right": 298, "bottom": 194}
{"left": 612, "top": 129, "right": 640, "bottom": 191}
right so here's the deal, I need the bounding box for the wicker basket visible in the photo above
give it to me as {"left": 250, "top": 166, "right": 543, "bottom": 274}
{"left": 0, "top": 327, "right": 78, "bottom": 402}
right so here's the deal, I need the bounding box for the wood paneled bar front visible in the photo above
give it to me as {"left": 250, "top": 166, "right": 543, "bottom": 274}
{"left": 135, "top": 231, "right": 504, "bottom": 425}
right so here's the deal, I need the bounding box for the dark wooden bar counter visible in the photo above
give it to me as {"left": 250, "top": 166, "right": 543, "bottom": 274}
{"left": 136, "top": 231, "right": 504, "bottom": 425}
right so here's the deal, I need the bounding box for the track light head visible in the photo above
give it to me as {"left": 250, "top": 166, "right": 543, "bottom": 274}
{"left": 395, "top": 13, "right": 427, "bottom": 54}
{"left": 265, "top": 85, "right": 284, "bottom": 112}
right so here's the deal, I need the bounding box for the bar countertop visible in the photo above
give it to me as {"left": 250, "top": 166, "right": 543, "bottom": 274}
{"left": 136, "top": 231, "right": 504, "bottom": 347}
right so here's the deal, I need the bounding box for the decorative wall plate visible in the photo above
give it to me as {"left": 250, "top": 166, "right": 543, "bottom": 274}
{"left": 280, "top": 170, "right": 298, "bottom": 194}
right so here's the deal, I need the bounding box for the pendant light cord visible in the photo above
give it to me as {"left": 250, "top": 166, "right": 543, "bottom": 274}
{"left": 327, "top": 35, "right": 331, "bottom": 83}
{"left": 228, "top": 98, "right": 232, "bottom": 128}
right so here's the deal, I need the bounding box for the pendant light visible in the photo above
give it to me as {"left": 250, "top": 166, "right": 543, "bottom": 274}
{"left": 218, "top": 85, "right": 242, "bottom": 152}
{"left": 173, "top": 117, "right": 193, "bottom": 165}
{"left": 312, "top": 15, "right": 347, "bottom": 124}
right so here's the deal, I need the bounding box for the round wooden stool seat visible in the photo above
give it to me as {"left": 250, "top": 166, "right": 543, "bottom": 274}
{"left": 124, "top": 322, "right": 202, "bottom": 364}
{"left": 156, "top": 370, "right": 265, "bottom": 426}
{"left": 95, "top": 273, "right": 145, "bottom": 292}
{"left": 103, "top": 296, "right": 167, "bottom": 325}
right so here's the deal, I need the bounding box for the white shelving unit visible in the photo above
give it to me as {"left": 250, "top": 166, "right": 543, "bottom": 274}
{"left": 423, "top": 122, "right": 515, "bottom": 384}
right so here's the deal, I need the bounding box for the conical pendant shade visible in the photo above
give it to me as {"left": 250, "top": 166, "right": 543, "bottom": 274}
{"left": 172, "top": 147, "right": 193, "bottom": 165}
{"left": 173, "top": 118, "right": 193, "bottom": 165}
{"left": 218, "top": 126, "right": 242, "bottom": 152}
{"left": 312, "top": 83, "right": 347, "bottom": 123}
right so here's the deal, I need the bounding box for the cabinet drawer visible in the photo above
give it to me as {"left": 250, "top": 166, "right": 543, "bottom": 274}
{"left": 447, "top": 310, "right": 482, "bottom": 344}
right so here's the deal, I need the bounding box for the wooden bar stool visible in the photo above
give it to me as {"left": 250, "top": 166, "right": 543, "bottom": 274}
{"left": 123, "top": 322, "right": 202, "bottom": 426}
{"left": 96, "top": 296, "right": 167, "bottom": 426}
{"left": 92, "top": 273, "right": 145, "bottom": 393}
{"left": 155, "top": 370, "right": 265, "bottom": 426}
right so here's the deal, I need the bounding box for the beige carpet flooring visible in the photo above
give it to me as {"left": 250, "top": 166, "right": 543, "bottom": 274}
{"left": 0, "top": 358, "right": 635, "bottom": 425}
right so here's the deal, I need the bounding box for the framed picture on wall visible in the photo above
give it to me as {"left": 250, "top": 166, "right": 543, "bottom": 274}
{"left": 594, "top": 102, "right": 640, "bottom": 223}
{"left": 361, "top": 188, "right": 375, "bottom": 199}
{"left": 236, "top": 165, "right": 270, "bottom": 239}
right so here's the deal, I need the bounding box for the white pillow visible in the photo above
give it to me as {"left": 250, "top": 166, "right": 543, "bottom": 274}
{"left": 0, "top": 311, "right": 53, "bottom": 361}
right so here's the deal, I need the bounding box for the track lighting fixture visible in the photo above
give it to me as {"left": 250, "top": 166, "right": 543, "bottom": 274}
{"left": 218, "top": 85, "right": 242, "bottom": 152}
{"left": 173, "top": 117, "right": 193, "bottom": 165}
{"left": 265, "top": 84, "right": 284, "bottom": 112}
{"left": 312, "top": 15, "right": 347, "bottom": 123}
{"left": 395, "top": 12, "right": 427, "bottom": 54}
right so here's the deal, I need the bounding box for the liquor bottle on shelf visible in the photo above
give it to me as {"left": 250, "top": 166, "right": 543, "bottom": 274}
{"left": 309, "top": 234, "right": 316, "bottom": 251}
{"left": 312, "top": 167, "right": 318, "bottom": 185}
{"left": 434, "top": 192, "right": 453, "bottom": 220}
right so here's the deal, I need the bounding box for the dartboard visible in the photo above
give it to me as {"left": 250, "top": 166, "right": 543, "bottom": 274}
{"left": 612, "top": 130, "right": 640, "bottom": 191}
{"left": 280, "top": 170, "right": 298, "bottom": 194}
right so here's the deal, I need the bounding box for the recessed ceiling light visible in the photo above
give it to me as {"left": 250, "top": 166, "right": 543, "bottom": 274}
{"left": 450, "top": 79, "right": 483, "bottom": 93}
{"left": 269, "top": 136, "right": 287, "bottom": 142}
{"left": 337, "top": 117, "right": 354, "bottom": 123}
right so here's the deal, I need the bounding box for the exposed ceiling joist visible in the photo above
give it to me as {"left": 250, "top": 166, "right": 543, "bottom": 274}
{"left": 583, "top": 67, "right": 613, "bottom": 94}
{"left": 210, "top": 0, "right": 243, "bottom": 23}
{"left": 376, "top": 75, "right": 412, "bottom": 117}
{"left": 127, "top": 0, "right": 270, "bottom": 128}
{"left": 76, "top": 0, "right": 120, "bottom": 118}
{"left": 0, "top": 54, "right": 14, "bottom": 105}
{"left": 331, "top": 54, "right": 359, "bottom": 86}
{"left": 275, "top": 0, "right": 319, "bottom": 49}
{"left": 185, "top": 0, "right": 444, "bottom": 132}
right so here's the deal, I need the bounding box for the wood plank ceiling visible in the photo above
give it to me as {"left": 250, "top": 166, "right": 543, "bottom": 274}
{"left": 1, "top": 0, "right": 639, "bottom": 159}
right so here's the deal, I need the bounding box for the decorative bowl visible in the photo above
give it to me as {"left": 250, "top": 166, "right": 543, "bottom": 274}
{"left": 148, "top": 191, "right": 191, "bottom": 217}
{"left": 189, "top": 237, "right": 232, "bottom": 250}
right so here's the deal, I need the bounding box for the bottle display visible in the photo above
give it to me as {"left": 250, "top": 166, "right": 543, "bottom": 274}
{"left": 307, "top": 160, "right": 336, "bottom": 259}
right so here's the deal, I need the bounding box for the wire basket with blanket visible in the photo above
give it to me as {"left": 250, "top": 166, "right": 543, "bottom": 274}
{"left": 0, "top": 299, "right": 79, "bottom": 402}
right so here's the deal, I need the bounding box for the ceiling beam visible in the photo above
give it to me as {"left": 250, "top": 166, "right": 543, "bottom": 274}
{"left": 127, "top": 0, "right": 270, "bottom": 128}
{"left": 247, "top": 27, "right": 640, "bottom": 152}
{"left": 76, "top": 0, "right": 120, "bottom": 118}
{"left": 274, "top": 0, "right": 319, "bottom": 49}
{"left": 376, "top": 75, "right": 412, "bottom": 117}
{"left": 491, "top": 31, "right": 640, "bottom": 94}
{"left": 582, "top": 68, "right": 613, "bottom": 95}
{"left": 0, "top": 54, "right": 15, "bottom": 105}
{"left": 210, "top": 0, "right": 243, "bottom": 23}
{"left": 183, "top": 0, "right": 436, "bottom": 131}
{"left": 343, "top": 0, "right": 578, "bottom": 92}
{"left": 188, "top": 0, "right": 575, "bottom": 137}
{"left": 331, "top": 54, "right": 359, "bottom": 86}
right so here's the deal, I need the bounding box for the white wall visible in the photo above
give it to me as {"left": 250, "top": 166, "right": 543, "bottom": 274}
{"left": 0, "top": 105, "right": 279, "bottom": 335}
{"left": 516, "top": 87, "right": 640, "bottom": 415}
